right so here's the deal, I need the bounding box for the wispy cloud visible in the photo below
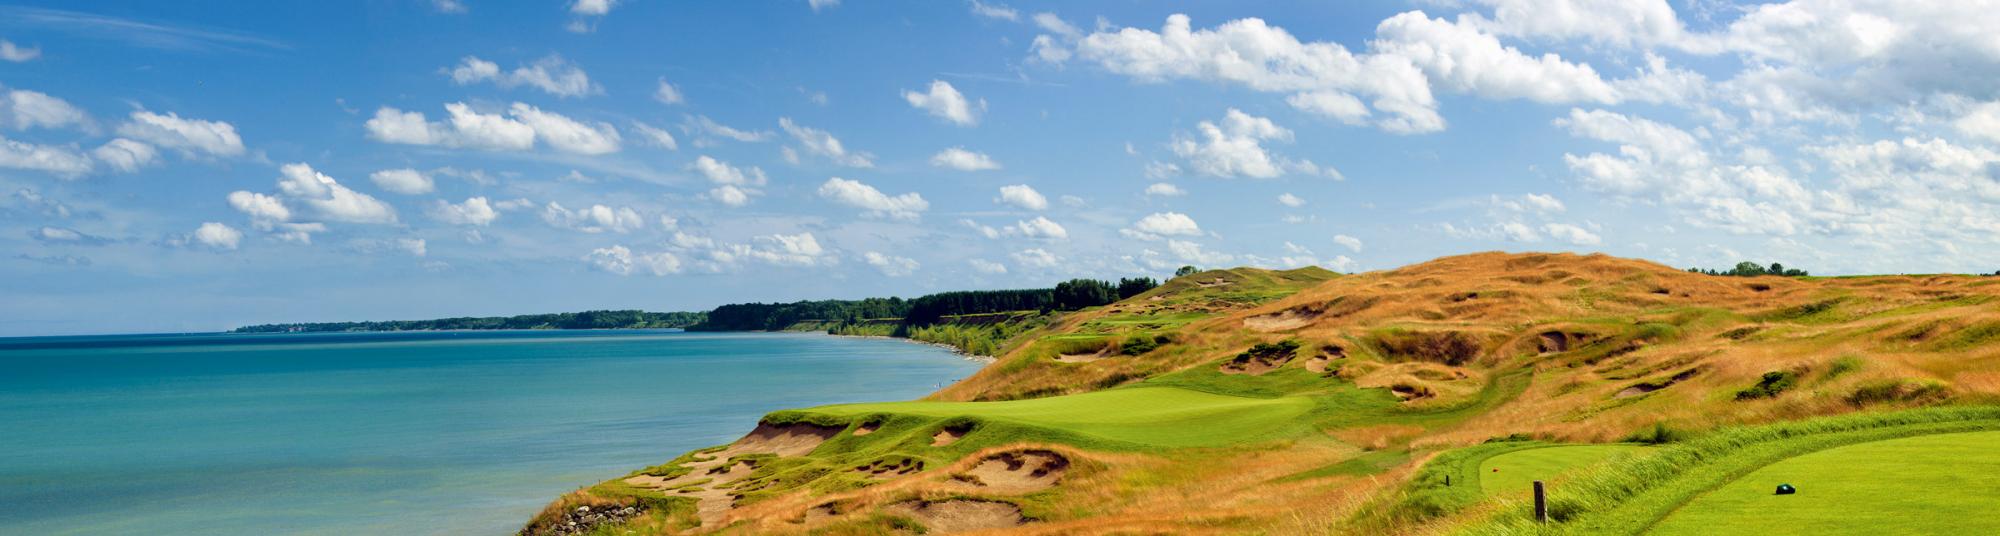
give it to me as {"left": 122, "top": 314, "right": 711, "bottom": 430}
{"left": 0, "top": 6, "right": 287, "bottom": 53}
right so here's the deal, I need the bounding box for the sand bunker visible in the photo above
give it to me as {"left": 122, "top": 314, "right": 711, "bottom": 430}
{"left": 952, "top": 449, "right": 1069, "bottom": 493}
{"left": 852, "top": 422, "right": 879, "bottom": 436}
{"left": 853, "top": 457, "right": 923, "bottom": 480}
{"left": 1617, "top": 367, "right": 1703, "bottom": 398}
{"left": 932, "top": 424, "right": 969, "bottom": 447}
{"left": 623, "top": 422, "right": 840, "bottom": 525}
{"left": 1221, "top": 341, "right": 1300, "bottom": 375}
{"left": 885, "top": 500, "right": 1026, "bottom": 533}
{"left": 1244, "top": 307, "right": 1319, "bottom": 332}
{"left": 735, "top": 422, "right": 841, "bottom": 457}
{"left": 1053, "top": 349, "right": 1107, "bottom": 363}
{"left": 1536, "top": 330, "right": 1603, "bottom": 354}
{"left": 1301, "top": 344, "right": 1346, "bottom": 373}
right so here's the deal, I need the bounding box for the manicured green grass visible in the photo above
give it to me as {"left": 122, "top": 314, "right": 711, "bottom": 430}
{"left": 1649, "top": 431, "right": 2000, "bottom": 535}
{"left": 1479, "top": 445, "right": 1648, "bottom": 498}
{"left": 801, "top": 386, "right": 1315, "bottom": 448}
{"left": 1454, "top": 406, "right": 2000, "bottom": 535}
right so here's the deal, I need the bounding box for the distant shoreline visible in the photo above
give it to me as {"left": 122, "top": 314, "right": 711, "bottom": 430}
{"left": 829, "top": 333, "right": 998, "bottom": 364}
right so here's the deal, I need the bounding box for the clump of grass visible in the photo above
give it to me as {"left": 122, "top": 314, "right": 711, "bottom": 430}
{"left": 1717, "top": 325, "right": 1762, "bottom": 340}
{"left": 1847, "top": 379, "right": 1949, "bottom": 407}
{"left": 1929, "top": 320, "right": 2000, "bottom": 351}
{"left": 1755, "top": 297, "right": 1847, "bottom": 323}
{"left": 1621, "top": 421, "right": 1690, "bottom": 445}
{"left": 1484, "top": 433, "right": 1536, "bottom": 443}
{"left": 1734, "top": 370, "right": 1800, "bottom": 400}
{"left": 1825, "top": 354, "right": 1864, "bottom": 379}
{"left": 1246, "top": 339, "right": 1302, "bottom": 358}
{"left": 1119, "top": 334, "right": 1174, "bottom": 356}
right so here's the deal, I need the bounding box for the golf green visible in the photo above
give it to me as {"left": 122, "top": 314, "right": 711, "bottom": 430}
{"left": 1479, "top": 444, "right": 1648, "bottom": 498}
{"left": 802, "top": 386, "right": 1316, "bottom": 448}
{"left": 1650, "top": 430, "right": 2000, "bottom": 535}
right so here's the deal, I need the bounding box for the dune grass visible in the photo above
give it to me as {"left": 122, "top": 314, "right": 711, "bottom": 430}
{"left": 1649, "top": 430, "right": 2000, "bottom": 536}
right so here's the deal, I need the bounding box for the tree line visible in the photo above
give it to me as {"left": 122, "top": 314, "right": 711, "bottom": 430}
{"left": 691, "top": 277, "right": 1161, "bottom": 330}
{"left": 233, "top": 310, "right": 707, "bottom": 333}
{"left": 696, "top": 297, "right": 911, "bottom": 331}
{"left": 233, "top": 275, "right": 1171, "bottom": 334}
{"left": 1687, "top": 262, "right": 1809, "bottom": 277}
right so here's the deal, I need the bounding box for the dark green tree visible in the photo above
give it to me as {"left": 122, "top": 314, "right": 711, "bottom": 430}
{"left": 1174, "top": 265, "right": 1201, "bottom": 278}
{"left": 1116, "top": 277, "right": 1159, "bottom": 299}
{"left": 1730, "top": 261, "right": 1768, "bottom": 276}
{"left": 1053, "top": 279, "right": 1119, "bottom": 310}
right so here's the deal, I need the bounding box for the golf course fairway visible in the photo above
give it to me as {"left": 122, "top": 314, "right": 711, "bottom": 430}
{"left": 1479, "top": 444, "right": 1648, "bottom": 498}
{"left": 800, "top": 386, "right": 1316, "bottom": 448}
{"left": 1649, "top": 430, "right": 2000, "bottom": 535}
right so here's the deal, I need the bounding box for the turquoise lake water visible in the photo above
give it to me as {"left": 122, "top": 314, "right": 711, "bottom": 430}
{"left": 0, "top": 330, "right": 982, "bottom": 535}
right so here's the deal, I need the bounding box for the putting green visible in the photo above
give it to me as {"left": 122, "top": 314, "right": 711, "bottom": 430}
{"left": 1479, "top": 444, "right": 1648, "bottom": 498}
{"left": 1650, "top": 430, "right": 2000, "bottom": 535}
{"left": 802, "top": 386, "right": 1315, "bottom": 448}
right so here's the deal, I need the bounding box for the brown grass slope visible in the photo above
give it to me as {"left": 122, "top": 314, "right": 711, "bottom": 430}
{"left": 525, "top": 252, "right": 2000, "bottom": 535}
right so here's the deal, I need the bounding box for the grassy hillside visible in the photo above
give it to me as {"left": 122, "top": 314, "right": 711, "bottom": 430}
{"left": 523, "top": 254, "right": 2000, "bottom": 535}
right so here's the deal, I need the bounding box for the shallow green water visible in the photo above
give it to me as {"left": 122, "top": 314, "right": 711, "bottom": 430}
{"left": 0, "top": 330, "right": 980, "bottom": 535}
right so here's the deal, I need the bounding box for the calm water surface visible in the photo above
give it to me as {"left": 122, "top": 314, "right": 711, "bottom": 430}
{"left": 0, "top": 330, "right": 982, "bottom": 535}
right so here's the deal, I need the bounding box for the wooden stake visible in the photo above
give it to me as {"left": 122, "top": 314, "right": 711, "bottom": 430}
{"left": 1534, "top": 480, "right": 1548, "bottom": 523}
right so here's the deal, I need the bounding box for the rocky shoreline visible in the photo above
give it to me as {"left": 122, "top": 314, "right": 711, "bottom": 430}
{"left": 521, "top": 504, "right": 646, "bottom": 536}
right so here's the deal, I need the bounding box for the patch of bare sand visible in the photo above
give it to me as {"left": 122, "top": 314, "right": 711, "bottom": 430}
{"left": 885, "top": 499, "right": 1026, "bottom": 533}
{"left": 1053, "top": 349, "right": 1108, "bottom": 363}
{"left": 932, "top": 424, "right": 969, "bottom": 447}
{"left": 951, "top": 449, "right": 1069, "bottom": 493}
{"left": 1220, "top": 349, "right": 1294, "bottom": 375}
{"left": 1244, "top": 307, "right": 1319, "bottom": 332}
{"left": 1301, "top": 344, "right": 1346, "bottom": 373}
{"left": 622, "top": 422, "right": 840, "bottom": 526}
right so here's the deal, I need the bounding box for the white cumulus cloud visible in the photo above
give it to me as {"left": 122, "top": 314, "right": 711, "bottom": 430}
{"left": 369, "top": 168, "right": 434, "bottom": 195}
{"left": 863, "top": 251, "right": 919, "bottom": 276}
{"left": 818, "top": 177, "right": 928, "bottom": 220}
{"left": 780, "top": 118, "right": 873, "bottom": 167}
{"left": 541, "top": 202, "right": 643, "bottom": 233}
{"left": 447, "top": 55, "right": 600, "bottom": 98}
{"left": 428, "top": 197, "right": 499, "bottom": 226}
{"left": 995, "top": 184, "right": 1047, "bottom": 210}
{"left": 192, "top": 222, "right": 241, "bottom": 250}
{"left": 1122, "top": 212, "right": 1203, "bottom": 240}
{"left": 932, "top": 147, "right": 1000, "bottom": 170}
{"left": 903, "top": 80, "right": 985, "bottom": 126}
{"left": 117, "top": 110, "right": 244, "bottom": 158}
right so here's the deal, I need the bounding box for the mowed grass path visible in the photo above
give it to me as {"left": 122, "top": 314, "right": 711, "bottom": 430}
{"left": 802, "top": 386, "right": 1314, "bottom": 448}
{"left": 1650, "top": 431, "right": 2000, "bottom": 535}
{"left": 1479, "top": 445, "right": 1648, "bottom": 498}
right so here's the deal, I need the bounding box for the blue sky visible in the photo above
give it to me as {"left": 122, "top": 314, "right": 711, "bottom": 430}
{"left": 6, "top": 0, "right": 2000, "bottom": 335}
